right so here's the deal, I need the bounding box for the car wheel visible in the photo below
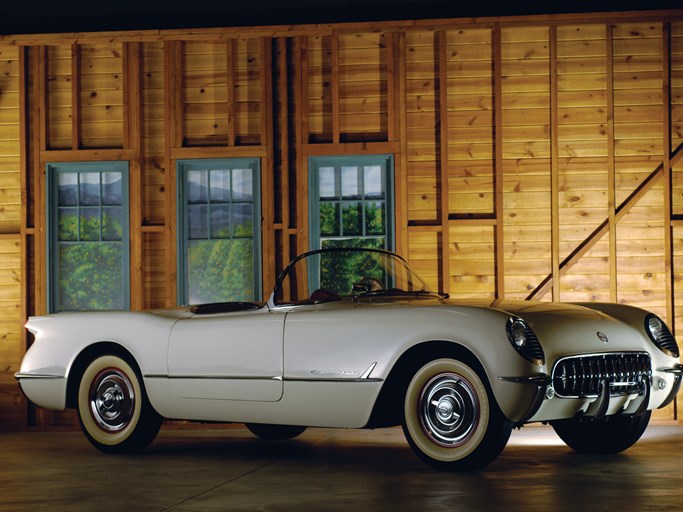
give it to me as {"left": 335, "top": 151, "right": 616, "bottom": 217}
{"left": 402, "top": 358, "right": 512, "bottom": 471}
{"left": 551, "top": 410, "right": 651, "bottom": 454}
{"left": 77, "top": 354, "right": 162, "bottom": 453}
{"left": 246, "top": 423, "right": 307, "bottom": 440}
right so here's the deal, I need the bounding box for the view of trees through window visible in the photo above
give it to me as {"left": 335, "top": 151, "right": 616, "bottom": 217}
{"left": 312, "top": 156, "right": 393, "bottom": 290}
{"left": 51, "top": 166, "right": 128, "bottom": 311}
{"left": 179, "top": 161, "right": 260, "bottom": 305}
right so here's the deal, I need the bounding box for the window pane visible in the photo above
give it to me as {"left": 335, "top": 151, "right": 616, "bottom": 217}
{"left": 319, "top": 166, "right": 337, "bottom": 199}
{"left": 58, "top": 208, "right": 78, "bottom": 241}
{"left": 79, "top": 173, "right": 100, "bottom": 206}
{"left": 188, "top": 204, "right": 208, "bottom": 239}
{"left": 319, "top": 202, "right": 339, "bottom": 236}
{"left": 187, "top": 170, "right": 208, "bottom": 204}
{"left": 80, "top": 208, "right": 101, "bottom": 241}
{"left": 188, "top": 239, "right": 254, "bottom": 304}
{"left": 102, "top": 172, "right": 122, "bottom": 205}
{"left": 181, "top": 160, "right": 259, "bottom": 304}
{"left": 102, "top": 207, "right": 122, "bottom": 241}
{"left": 210, "top": 205, "right": 231, "bottom": 239}
{"left": 364, "top": 165, "right": 384, "bottom": 198}
{"left": 58, "top": 173, "right": 78, "bottom": 206}
{"left": 232, "top": 168, "right": 253, "bottom": 201}
{"left": 365, "top": 201, "right": 385, "bottom": 235}
{"left": 341, "top": 166, "right": 360, "bottom": 199}
{"left": 342, "top": 201, "right": 362, "bottom": 235}
{"left": 58, "top": 242, "right": 123, "bottom": 310}
{"left": 232, "top": 203, "right": 253, "bottom": 237}
{"left": 209, "top": 169, "right": 231, "bottom": 203}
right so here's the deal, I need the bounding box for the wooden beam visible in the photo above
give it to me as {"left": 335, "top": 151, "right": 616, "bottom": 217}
{"left": 662, "top": 22, "right": 674, "bottom": 329}
{"left": 18, "top": 45, "right": 29, "bottom": 427}
{"left": 331, "top": 34, "right": 340, "bottom": 144}
{"left": 163, "top": 41, "right": 181, "bottom": 306}
{"left": 395, "top": 32, "right": 408, "bottom": 256}
{"left": 296, "top": 37, "right": 309, "bottom": 254}
{"left": 436, "top": 30, "right": 450, "bottom": 295}
{"left": 303, "top": 141, "right": 400, "bottom": 156}
{"left": 70, "top": 43, "right": 81, "bottom": 150}
{"left": 276, "top": 37, "right": 291, "bottom": 275}
{"left": 493, "top": 26, "right": 505, "bottom": 300}
{"left": 607, "top": 23, "right": 617, "bottom": 303}
{"left": 549, "top": 25, "right": 560, "bottom": 301}
{"left": 35, "top": 46, "right": 47, "bottom": 316}
{"left": 260, "top": 37, "right": 276, "bottom": 299}
{"left": 125, "top": 42, "right": 144, "bottom": 311}
{"left": 226, "top": 38, "right": 236, "bottom": 146}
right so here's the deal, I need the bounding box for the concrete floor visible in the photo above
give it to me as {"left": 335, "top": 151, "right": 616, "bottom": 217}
{"left": 1, "top": 424, "right": 682, "bottom": 512}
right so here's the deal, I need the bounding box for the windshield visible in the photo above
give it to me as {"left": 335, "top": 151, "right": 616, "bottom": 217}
{"left": 273, "top": 248, "right": 436, "bottom": 306}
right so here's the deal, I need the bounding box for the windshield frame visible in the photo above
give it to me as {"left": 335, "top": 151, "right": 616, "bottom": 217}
{"left": 270, "top": 247, "right": 441, "bottom": 307}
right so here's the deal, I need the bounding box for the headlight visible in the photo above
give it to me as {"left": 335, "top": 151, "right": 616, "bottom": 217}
{"left": 506, "top": 317, "right": 545, "bottom": 366}
{"left": 644, "top": 314, "right": 679, "bottom": 358}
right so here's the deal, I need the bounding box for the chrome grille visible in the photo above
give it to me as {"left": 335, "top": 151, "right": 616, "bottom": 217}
{"left": 551, "top": 352, "right": 651, "bottom": 398}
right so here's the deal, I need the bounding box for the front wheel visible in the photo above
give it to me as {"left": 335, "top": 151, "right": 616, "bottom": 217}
{"left": 551, "top": 410, "right": 651, "bottom": 454}
{"left": 402, "top": 358, "right": 512, "bottom": 471}
{"left": 77, "top": 354, "right": 162, "bottom": 453}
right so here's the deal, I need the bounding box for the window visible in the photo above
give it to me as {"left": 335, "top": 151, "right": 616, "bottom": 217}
{"left": 47, "top": 162, "right": 129, "bottom": 312}
{"left": 177, "top": 159, "right": 261, "bottom": 305}
{"left": 309, "top": 155, "right": 394, "bottom": 251}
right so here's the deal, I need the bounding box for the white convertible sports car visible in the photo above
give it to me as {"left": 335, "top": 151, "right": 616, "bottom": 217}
{"left": 16, "top": 247, "right": 683, "bottom": 470}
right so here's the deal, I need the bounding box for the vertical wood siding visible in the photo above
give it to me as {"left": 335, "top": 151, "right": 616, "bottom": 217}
{"left": 0, "top": 11, "right": 682, "bottom": 427}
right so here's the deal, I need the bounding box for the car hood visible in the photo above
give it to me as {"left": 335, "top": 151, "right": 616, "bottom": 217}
{"left": 485, "top": 300, "right": 647, "bottom": 360}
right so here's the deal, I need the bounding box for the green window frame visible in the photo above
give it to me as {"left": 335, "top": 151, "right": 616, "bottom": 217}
{"left": 47, "top": 162, "right": 130, "bottom": 312}
{"left": 309, "top": 155, "right": 394, "bottom": 251}
{"left": 177, "top": 158, "right": 261, "bottom": 305}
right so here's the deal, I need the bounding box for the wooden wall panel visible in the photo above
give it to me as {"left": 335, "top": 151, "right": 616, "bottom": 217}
{"left": 141, "top": 42, "right": 166, "bottom": 226}
{"left": 0, "top": 236, "right": 23, "bottom": 427}
{"left": 182, "top": 41, "right": 228, "bottom": 145}
{"left": 338, "top": 32, "right": 388, "bottom": 141}
{"left": 502, "top": 27, "right": 552, "bottom": 300}
{"left": 46, "top": 46, "right": 71, "bottom": 149}
{"left": 405, "top": 31, "right": 438, "bottom": 224}
{"left": 79, "top": 43, "right": 124, "bottom": 149}
{"left": 446, "top": 29, "right": 494, "bottom": 217}
{"left": 0, "top": 47, "right": 21, "bottom": 234}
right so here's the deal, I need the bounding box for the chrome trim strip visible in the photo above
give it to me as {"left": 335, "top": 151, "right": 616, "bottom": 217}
{"left": 14, "top": 373, "right": 64, "bottom": 380}
{"left": 144, "top": 374, "right": 382, "bottom": 383}
{"left": 658, "top": 364, "right": 683, "bottom": 375}
{"left": 360, "top": 362, "right": 378, "bottom": 379}
{"left": 284, "top": 377, "right": 384, "bottom": 383}
{"left": 498, "top": 374, "right": 550, "bottom": 384}
{"left": 147, "top": 374, "right": 280, "bottom": 380}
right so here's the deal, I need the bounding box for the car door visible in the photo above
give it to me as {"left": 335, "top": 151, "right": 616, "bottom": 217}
{"left": 167, "top": 308, "right": 285, "bottom": 401}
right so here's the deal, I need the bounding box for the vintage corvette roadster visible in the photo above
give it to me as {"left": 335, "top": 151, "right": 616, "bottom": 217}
{"left": 16, "top": 247, "right": 683, "bottom": 470}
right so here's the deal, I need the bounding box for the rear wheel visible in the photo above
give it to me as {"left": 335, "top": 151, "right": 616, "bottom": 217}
{"left": 246, "top": 423, "right": 307, "bottom": 440}
{"left": 77, "top": 354, "right": 162, "bottom": 453}
{"left": 402, "top": 358, "right": 512, "bottom": 471}
{"left": 551, "top": 410, "right": 651, "bottom": 454}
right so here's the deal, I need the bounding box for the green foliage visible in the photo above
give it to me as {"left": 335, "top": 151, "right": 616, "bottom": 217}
{"left": 188, "top": 239, "right": 254, "bottom": 304}
{"left": 58, "top": 243, "right": 123, "bottom": 310}
{"left": 320, "top": 239, "right": 385, "bottom": 294}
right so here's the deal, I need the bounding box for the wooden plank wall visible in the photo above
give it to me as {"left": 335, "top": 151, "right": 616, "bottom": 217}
{"left": 0, "top": 10, "right": 682, "bottom": 428}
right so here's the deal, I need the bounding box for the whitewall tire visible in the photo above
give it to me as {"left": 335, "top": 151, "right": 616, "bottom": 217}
{"left": 402, "top": 358, "right": 512, "bottom": 471}
{"left": 77, "top": 354, "right": 161, "bottom": 453}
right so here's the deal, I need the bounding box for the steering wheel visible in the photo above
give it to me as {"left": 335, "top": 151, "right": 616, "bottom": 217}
{"left": 352, "top": 277, "right": 384, "bottom": 294}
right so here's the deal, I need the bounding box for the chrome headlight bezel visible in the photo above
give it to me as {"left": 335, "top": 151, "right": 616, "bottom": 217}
{"left": 644, "top": 314, "right": 679, "bottom": 358}
{"left": 506, "top": 317, "right": 545, "bottom": 366}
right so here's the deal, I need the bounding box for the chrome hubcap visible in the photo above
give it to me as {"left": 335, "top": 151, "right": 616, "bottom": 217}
{"left": 89, "top": 369, "right": 135, "bottom": 433}
{"left": 419, "top": 372, "right": 479, "bottom": 447}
